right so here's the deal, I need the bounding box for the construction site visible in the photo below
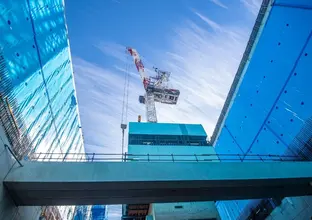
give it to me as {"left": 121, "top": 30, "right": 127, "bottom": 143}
{"left": 1, "top": 0, "right": 312, "bottom": 220}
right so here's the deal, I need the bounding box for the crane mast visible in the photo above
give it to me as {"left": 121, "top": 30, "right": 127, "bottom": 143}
{"left": 127, "top": 47, "right": 180, "bottom": 123}
{"left": 145, "top": 92, "right": 157, "bottom": 123}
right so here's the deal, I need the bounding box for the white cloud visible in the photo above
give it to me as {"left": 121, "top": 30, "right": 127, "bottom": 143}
{"left": 152, "top": 13, "right": 254, "bottom": 137}
{"left": 113, "top": 65, "right": 141, "bottom": 80}
{"left": 210, "top": 0, "right": 228, "bottom": 9}
{"left": 194, "top": 11, "right": 223, "bottom": 32}
{"left": 74, "top": 10, "right": 257, "bottom": 147}
{"left": 194, "top": 11, "right": 246, "bottom": 41}
{"left": 94, "top": 42, "right": 128, "bottom": 63}
{"left": 107, "top": 205, "right": 122, "bottom": 219}
{"left": 73, "top": 56, "right": 144, "bottom": 155}
{"left": 241, "top": 0, "right": 262, "bottom": 16}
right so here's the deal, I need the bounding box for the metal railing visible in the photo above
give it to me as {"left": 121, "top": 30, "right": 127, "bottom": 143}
{"left": 26, "top": 152, "right": 304, "bottom": 163}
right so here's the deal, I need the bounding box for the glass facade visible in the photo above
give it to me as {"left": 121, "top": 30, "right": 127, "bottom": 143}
{"left": 0, "top": 0, "right": 85, "bottom": 218}
{"left": 74, "top": 206, "right": 91, "bottom": 220}
{"left": 90, "top": 205, "right": 108, "bottom": 220}
{"left": 73, "top": 205, "right": 108, "bottom": 220}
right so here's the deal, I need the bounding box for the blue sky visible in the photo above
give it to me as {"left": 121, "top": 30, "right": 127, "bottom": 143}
{"left": 65, "top": 0, "right": 261, "bottom": 218}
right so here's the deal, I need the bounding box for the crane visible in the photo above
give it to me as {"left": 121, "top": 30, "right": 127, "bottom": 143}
{"left": 127, "top": 47, "right": 180, "bottom": 123}
{"left": 120, "top": 54, "right": 130, "bottom": 159}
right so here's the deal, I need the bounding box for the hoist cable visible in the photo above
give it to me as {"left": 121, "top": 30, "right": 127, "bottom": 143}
{"left": 125, "top": 61, "right": 130, "bottom": 124}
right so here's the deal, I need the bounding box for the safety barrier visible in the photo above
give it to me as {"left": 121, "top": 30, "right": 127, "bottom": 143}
{"left": 27, "top": 152, "right": 303, "bottom": 162}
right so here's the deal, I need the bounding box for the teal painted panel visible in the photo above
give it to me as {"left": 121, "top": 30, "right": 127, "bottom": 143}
{"left": 129, "top": 122, "right": 207, "bottom": 137}
{"left": 128, "top": 145, "right": 219, "bottom": 162}
{"left": 145, "top": 215, "right": 153, "bottom": 220}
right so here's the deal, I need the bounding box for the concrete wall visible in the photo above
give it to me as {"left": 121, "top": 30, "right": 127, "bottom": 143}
{"left": 0, "top": 124, "right": 41, "bottom": 220}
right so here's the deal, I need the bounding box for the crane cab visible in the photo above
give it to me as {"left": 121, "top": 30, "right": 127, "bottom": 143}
{"left": 139, "top": 95, "right": 145, "bottom": 104}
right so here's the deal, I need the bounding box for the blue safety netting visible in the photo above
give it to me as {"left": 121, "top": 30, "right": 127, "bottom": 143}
{"left": 0, "top": 0, "right": 85, "bottom": 219}
{"left": 213, "top": 0, "right": 312, "bottom": 219}
{"left": 0, "top": 0, "right": 84, "bottom": 159}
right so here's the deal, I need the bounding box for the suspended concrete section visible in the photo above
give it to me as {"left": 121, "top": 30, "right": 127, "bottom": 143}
{"left": 3, "top": 161, "right": 312, "bottom": 206}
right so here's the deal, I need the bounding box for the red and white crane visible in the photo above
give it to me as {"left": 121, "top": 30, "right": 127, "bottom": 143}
{"left": 126, "top": 47, "right": 180, "bottom": 123}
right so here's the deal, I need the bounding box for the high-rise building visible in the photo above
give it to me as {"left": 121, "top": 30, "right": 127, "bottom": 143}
{"left": 211, "top": 0, "right": 312, "bottom": 219}
{"left": 0, "top": 0, "right": 86, "bottom": 219}
{"left": 73, "top": 205, "right": 109, "bottom": 220}
{"left": 128, "top": 122, "right": 209, "bottom": 146}
{"left": 123, "top": 122, "right": 220, "bottom": 220}
{"left": 90, "top": 205, "right": 108, "bottom": 220}
{"left": 73, "top": 206, "right": 91, "bottom": 220}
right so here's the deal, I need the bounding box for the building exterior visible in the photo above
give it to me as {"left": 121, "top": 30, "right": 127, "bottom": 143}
{"left": 0, "top": 0, "right": 86, "bottom": 219}
{"left": 73, "top": 206, "right": 91, "bottom": 220}
{"left": 123, "top": 122, "right": 220, "bottom": 220}
{"left": 90, "top": 205, "right": 108, "bottom": 220}
{"left": 128, "top": 122, "right": 209, "bottom": 146}
{"left": 211, "top": 0, "right": 312, "bottom": 219}
{"left": 73, "top": 205, "right": 108, "bottom": 220}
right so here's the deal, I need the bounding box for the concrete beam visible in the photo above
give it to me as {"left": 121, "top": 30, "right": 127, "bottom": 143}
{"left": 3, "top": 161, "right": 312, "bottom": 205}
